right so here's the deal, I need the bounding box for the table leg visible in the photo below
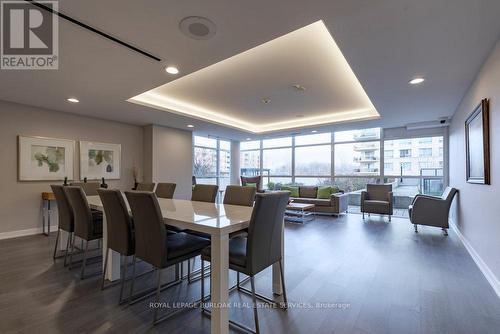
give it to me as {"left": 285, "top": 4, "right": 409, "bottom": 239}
{"left": 102, "top": 210, "right": 121, "bottom": 281}
{"left": 272, "top": 221, "right": 284, "bottom": 295}
{"left": 211, "top": 233, "right": 229, "bottom": 334}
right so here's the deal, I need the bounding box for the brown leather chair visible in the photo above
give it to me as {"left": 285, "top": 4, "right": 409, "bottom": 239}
{"left": 223, "top": 185, "right": 256, "bottom": 207}
{"left": 201, "top": 192, "right": 290, "bottom": 333}
{"left": 191, "top": 184, "right": 218, "bottom": 203}
{"left": 155, "top": 183, "right": 176, "bottom": 199}
{"left": 51, "top": 185, "right": 74, "bottom": 266}
{"left": 64, "top": 186, "right": 103, "bottom": 279}
{"left": 361, "top": 184, "right": 394, "bottom": 221}
{"left": 240, "top": 175, "right": 264, "bottom": 193}
{"left": 124, "top": 191, "right": 210, "bottom": 325}
{"left": 97, "top": 189, "right": 135, "bottom": 302}
{"left": 70, "top": 182, "right": 100, "bottom": 196}
{"left": 409, "top": 187, "right": 458, "bottom": 235}
{"left": 136, "top": 182, "right": 156, "bottom": 191}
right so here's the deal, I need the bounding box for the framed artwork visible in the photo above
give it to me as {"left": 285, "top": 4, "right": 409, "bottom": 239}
{"left": 465, "top": 98, "right": 490, "bottom": 185}
{"left": 18, "top": 136, "right": 75, "bottom": 181}
{"left": 79, "top": 141, "right": 121, "bottom": 180}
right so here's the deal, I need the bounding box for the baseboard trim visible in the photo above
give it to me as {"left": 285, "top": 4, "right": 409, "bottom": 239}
{"left": 450, "top": 220, "right": 500, "bottom": 298}
{"left": 0, "top": 225, "right": 58, "bottom": 240}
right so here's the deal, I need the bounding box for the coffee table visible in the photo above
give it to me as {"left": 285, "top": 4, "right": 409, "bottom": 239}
{"left": 285, "top": 203, "right": 315, "bottom": 223}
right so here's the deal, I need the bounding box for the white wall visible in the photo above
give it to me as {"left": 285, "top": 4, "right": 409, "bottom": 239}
{"left": 449, "top": 38, "right": 500, "bottom": 293}
{"left": 0, "top": 100, "right": 144, "bottom": 235}
{"left": 144, "top": 125, "right": 193, "bottom": 200}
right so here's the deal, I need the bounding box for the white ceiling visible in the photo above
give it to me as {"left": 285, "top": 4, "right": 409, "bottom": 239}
{"left": 129, "top": 21, "right": 379, "bottom": 133}
{"left": 1, "top": 0, "right": 499, "bottom": 140}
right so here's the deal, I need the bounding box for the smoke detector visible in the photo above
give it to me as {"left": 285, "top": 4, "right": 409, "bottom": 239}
{"left": 179, "top": 16, "right": 217, "bottom": 40}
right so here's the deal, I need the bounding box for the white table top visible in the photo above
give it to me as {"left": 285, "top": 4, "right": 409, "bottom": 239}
{"left": 86, "top": 195, "right": 253, "bottom": 236}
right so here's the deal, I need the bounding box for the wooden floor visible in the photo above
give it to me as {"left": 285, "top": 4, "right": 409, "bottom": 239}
{"left": 1, "top": 214, "right": 500, "bottom": 334}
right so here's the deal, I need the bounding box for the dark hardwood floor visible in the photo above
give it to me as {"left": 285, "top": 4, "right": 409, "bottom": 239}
{"left": 1, "top": 214, "right": 500, "bottom": 334}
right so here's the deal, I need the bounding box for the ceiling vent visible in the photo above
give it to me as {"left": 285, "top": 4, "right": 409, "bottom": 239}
{"left": 179, "top": 16, "right": 217, "bottom": 40}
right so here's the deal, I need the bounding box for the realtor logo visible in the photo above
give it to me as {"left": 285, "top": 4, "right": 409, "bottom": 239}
{"left": 1, "top": 0, "right": 58, "bottom": 69}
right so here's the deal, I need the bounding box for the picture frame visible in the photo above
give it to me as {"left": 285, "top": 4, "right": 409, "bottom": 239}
{"left": 465, "top": 98, "right": 490, "bottom": 185}
{"left": 79, "top": 141, "right": 121, "bottom": 180}
{"left": 18, "top": 135, "right": 75, "bottom": 181}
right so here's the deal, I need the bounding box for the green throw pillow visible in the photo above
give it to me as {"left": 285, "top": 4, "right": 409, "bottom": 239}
{"left": 281, "top": 186, "right": 299, "bottom": 198}
{"left": 246, "top": 182, "right": 257, "bottom": 188}
{"left": 317, "top": 186, "right": 332, "bottom": 199}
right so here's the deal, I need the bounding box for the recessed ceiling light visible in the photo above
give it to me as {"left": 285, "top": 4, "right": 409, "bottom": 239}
{"left": 165, "top": 66, "right": 179, "bottom": 75}
{"left": 409, "top": 77, "right": 425, "bottom": 85}
{"left": 293, "top": 84, "right": 306, "bottom": 91}
{"left": 311, "top": 130, "right": 318, "bottom": 133}
{"left": 66, "top": 98, "right": 79, "bottom": 103}
{"left": 261, "top": 98, "right": 271, "bottom": 104}
{"left": 246, "top": 138, "right": 251, "bottom": 140}
{"left": 187, "top": 124, "right": 194, "bottom": 128}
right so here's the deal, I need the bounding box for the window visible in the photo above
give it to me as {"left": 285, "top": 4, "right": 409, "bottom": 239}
{"left": 238, "top": 131, "right": 447, "bottom": 202}
{"left": 401, "top": 162, "right": 412, "bottom": 171}
{"left": 193, "top": 136, "right": 231, "bottom": 189}
{"left": 385, "top": 137, "right": 443, "bottom": 177}
{"left": 400, "top": 149, "right": 411, "bottom": 158}
{"left": 419, "top": 137, "right": 433, "bottom": 144}
{"left": 334, "top": 128, "right": 380, "bottom": 142}
{"left": 334, "top": 142, "right": 380, "bottom": 175}
{"left": 419, "top": 148, "right": 432, "bottom": 157}
{"left": 295, "top": 145, "right": 331, "bottom": 176}
{"left": 263, "top": 148, "right": 292, "bottom": 175}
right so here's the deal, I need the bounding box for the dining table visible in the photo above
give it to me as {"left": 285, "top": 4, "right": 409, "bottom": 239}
{"left": 80, "top": 195, "right": 285, "bottom": 334}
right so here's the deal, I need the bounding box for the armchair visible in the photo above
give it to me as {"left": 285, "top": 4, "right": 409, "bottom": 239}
{"left": 361, "top": 184, "right": 393, "bottom": 221}
{"left": 240, "top": 175, "right": 264, "bottom": 193}
{"left": 409, "top": 187, "right": 458, "bottom": 235}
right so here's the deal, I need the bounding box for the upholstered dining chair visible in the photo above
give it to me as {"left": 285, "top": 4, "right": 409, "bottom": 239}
{"left": 191, "top": 184, "right": 218, "bottom": 203}
{"left": 361, "top": 184, "right": 394, "bottom": 221}
{"left": 200, "top": 192, "right": 290, "bottom": 333}
{"left": 155, "top": 183, "right": 176, "bottom": 199}
{"left": 50, "top": 185, "right": 74, "bottom": 266}
{"left": 70, "top": 182, "right": 100, "bottom": 196}
{"left": 97, "top": 189, "right": 135, "bottom": 303}
{"left": 135, "top": 182, "right": 156, "bottom": 191}
{"left": 223, "top": 185, "right": 256, "bottom": 207}
{"left": 409, "top": 187, "right": 458, "bottom": 235}
{"left": 124, "top": 191, "right": 210, "bottom": 325}
{"left": 64, "top": 186, "right": 103, "bottom": 279}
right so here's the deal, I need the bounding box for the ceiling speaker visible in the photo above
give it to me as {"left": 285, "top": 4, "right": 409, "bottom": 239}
{"left": 179, "top": 16, "right": 216, "bottom": 40}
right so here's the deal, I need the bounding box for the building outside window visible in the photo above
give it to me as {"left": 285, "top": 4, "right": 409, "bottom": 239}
{"left": 193, "top": 136, "right": 231, "bottom": 189}
{"left": 400, "top": 149, "right": 411, "bottom": 158}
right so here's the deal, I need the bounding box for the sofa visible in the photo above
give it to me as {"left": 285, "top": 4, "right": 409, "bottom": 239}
{"left": 279, "top": 185, "right": 348, "bottom": 215}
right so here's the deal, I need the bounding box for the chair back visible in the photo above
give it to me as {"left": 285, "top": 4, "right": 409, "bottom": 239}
{"left": 246, "top": 192, "right": 289, "bottom": 274}
{"left": 136, "top": 182, "right": 156, "bottom": 191}
{"left": 64, "top": 186, "right": 93, "bottom": 239}
{"left": 223, "top": 185, "right": 256, "bottom": 206}
{"left": 51, "top": 185, "right": 74, "bottom": 232}
{"left": 191, "top": 184, "right": 218, "bottom": 203}
{"left": 366, "top": 184, "right": 392, "bottom": 201}
{"left": 155, "top": 183, "right": 176, "bottom": 199}
{"left": 98, "top": 189, "right": 134, "bottom": 256}
{"left": 240, "top": 175, "right": 262, "bottom": 191}
{"left": 70, "top": 182, "right": 100, "bottom": 196}
{"left": 125, "top": 191, "right": 167, "bottom": 268}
